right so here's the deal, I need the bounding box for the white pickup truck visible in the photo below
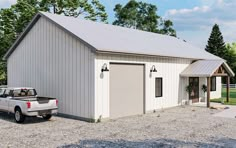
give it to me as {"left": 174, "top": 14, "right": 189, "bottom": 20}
{"left": 0, "top": 87, "right": 58, "bottom": 123}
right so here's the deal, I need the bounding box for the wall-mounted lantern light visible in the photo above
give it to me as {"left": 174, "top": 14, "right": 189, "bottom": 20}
{"left": 150, "top": 65, "right": 157, "bottom": 73}
{"left": 101, "top": 63, "right": 109, "bottom": 72}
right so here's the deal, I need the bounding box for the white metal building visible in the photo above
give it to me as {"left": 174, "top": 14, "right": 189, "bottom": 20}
{"left": 4, "top": 12, "right": 235, "bottom": 122}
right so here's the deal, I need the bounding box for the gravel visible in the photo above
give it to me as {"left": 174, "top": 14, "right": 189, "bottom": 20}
{"left": 213, "top": 105, "right": 236, "bottom": 119}
{"left": 0, "top": 106, "right": 236, "bottom": 148}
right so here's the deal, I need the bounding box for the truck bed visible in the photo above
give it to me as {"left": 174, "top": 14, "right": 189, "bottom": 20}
{"left": 11, "top": 96, "right": 56, "bottom": 102}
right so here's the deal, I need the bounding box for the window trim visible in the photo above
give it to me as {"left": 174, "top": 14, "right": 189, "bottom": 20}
{"left": 155, "top": 77, "right": 163, "bottom": 98}
{"left": 210, "top": 77, "right": 216, "bottom": 91}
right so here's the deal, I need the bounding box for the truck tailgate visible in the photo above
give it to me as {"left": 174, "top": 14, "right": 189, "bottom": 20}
{"left": 28, "top": 98, "right": 58, "bottom": 111}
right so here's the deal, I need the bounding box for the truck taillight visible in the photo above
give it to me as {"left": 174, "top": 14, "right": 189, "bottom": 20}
{"left": 56, "top": 99, "right": 58, "bottom": 106}
{"left": 26, "top": 102, "right": 31, "bottom": 109}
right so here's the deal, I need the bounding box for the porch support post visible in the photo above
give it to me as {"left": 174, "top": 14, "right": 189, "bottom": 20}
{"left": 207, "top": 77, "right": 211, "bottom": 108}
{"left": 226, "top": 76, "right": 230, "bottom": 102}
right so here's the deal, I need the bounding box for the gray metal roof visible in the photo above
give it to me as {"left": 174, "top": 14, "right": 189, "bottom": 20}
{"left": 180, "top": 60, "right": 235, "bottom": 77}
{"left": 4, "top": 12, "right": 221, "bottom": 60}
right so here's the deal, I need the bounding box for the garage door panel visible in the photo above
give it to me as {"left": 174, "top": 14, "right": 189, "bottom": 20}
{"left": 110, "top": 64, "right": 144, "bottom": 118}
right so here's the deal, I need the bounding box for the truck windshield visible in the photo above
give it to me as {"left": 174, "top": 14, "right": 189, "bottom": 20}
{"left": 0, "top": 89, "right": 4, "bottom": 95}
{"left": 13, "top": 89, "right": 37, "bottom": 97}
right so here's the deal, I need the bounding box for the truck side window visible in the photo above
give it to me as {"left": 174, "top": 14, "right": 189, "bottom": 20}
{"left": 4, "top": 89, "right": 11, "bottom": 97}
{"left": 0, "top": 89, "right": 4, "bottom": 95}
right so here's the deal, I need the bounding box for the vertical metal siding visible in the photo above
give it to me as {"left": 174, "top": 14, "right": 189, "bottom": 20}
{"left": 210, "top": 77, "right": 222, "bottom": 99}
{"left": 94, "top": 54, "right": 221, "bottom": 119}
{"left": 7, "top": 17, "right": 223, "bottom": 121}
{"left": 199, "top": 77, "right": 222, "bottom": 101}
{"left": 7, "top": 17, "right": 95, "bottom": 119}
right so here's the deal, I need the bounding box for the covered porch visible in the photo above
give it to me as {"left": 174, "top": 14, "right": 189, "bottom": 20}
{"left": 181, "top": 60, "right": 235, "bottom": 108}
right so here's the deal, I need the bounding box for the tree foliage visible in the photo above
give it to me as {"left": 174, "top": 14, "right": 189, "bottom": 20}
{"left": 0, "top": 0, "right": 108, "bottom": 85}
{"left": 113, "top": 0, "right": 176, "bottom": 36}
{"left": 226, "top": 43, "right": 236, "bottom": 83}
{"left": 205, "top": 24, "right": 227, "bottom": 58}
{"left": 39, "top": 0, "right": 108, "bottom": 22}
{"left": 0, "top": 8, "right": 17, "bottom": 85}
{"left": 206, "top": 24, "right": 236, "bottom": 83}
{"left": 226, "top": 42, "right": 236, "bottom": 52}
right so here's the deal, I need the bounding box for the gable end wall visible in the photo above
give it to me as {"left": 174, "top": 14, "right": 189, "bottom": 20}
{"left": 7, "top": 17, "right": 95, "bottom": 119}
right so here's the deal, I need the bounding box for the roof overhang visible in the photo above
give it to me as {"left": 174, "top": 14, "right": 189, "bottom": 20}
{"left": 96, "top": 50, "right": 206, "bottom": 60}
{"left": 4, "top": 12, "right": 223, "bottom": 61}
{"left": 180, "top": 60, "right": 235, "bottom": 77}
{"left": 3, "top": 12, "right": 97, "bottom": 60}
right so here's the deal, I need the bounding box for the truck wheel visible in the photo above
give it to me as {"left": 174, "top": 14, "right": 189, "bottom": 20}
{"left": 14, "top": 108, "right": 25, "bottom": 123}
{"left": 42, "top": 114, "right": 52, "bottom": 120}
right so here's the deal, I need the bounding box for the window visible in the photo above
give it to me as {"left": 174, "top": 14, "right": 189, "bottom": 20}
{"left": 0, "top": 89, "right": 4, "bottom": 95}
{"left": 12, "top": 89, "right": 37, "bottom": 97}
{"left": 155, "top": 78, "right": 163, "bottom": 97}
{"left": 4, "top": 89, "right": 11, "bottom": 97}
{"left": 211, "top": 77, "right": 216, "bottom": 91}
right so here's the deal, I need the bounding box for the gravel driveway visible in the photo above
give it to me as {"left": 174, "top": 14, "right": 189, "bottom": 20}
{"left": 0, "top": 106, "right": 236, "bottom": 148}
{"left": 213, "top": 105, "right": 236, "bottom": 119}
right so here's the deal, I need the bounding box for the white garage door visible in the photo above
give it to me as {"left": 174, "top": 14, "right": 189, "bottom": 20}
{"left": 109, "top": 63, "right": 144, "bottom": 118}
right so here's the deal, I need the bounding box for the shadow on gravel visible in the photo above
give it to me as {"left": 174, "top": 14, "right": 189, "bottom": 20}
{"left": 0, "top": 112, "right": 48, "bottom": 124}
{"left": 59, "top": 138, "right": 236, "bottom": 148}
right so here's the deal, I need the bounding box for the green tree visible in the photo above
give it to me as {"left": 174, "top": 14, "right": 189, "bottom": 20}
{"left": 206, "top": 24, "right": 236, "bottom": 83}
{"left": 205, "top": 24, "right": 227, "bottom": 59}
{"left": 226, "top": 42, "right": 236, "bottom": 52}
{"left": 39, "top": 0, "right": 108, "bottom": 22}
{"left": 0, "top": 8, "right": 17, "bottom": 84}
{"left": 11, "top": 0, "right": 108, "bottom": 33}
{"left": 113, "top": 0, "right": 176, "bottom": 36}
{"left": 226, "top": 43, "right": 236, "bottom": 83}
{"left": 0, "top": 0, "right": 108, "bottom": 85}
{"left": 12, "top": 1, "right": 39, "bottom": 35}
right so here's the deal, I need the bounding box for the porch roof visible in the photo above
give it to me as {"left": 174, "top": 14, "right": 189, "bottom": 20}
{"left": 180, "top": 60, "right": 235, "bottom": 77}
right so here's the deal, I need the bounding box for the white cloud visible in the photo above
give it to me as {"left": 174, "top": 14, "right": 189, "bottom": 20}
{"left": 165, "top": 0, "right": 236, "bottom": 48}
{"left": 0, "top": 0, "right": 16, "bottom": 8}
{"left": 167, "top": 6, "right": 210, "bottom": 15}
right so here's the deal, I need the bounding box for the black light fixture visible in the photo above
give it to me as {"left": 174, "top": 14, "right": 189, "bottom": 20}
{"left": 150, "top": 65, "right": 157, "bottom": 73}
{"left": 101, "top": 63, "right": 109, "bottom": 72}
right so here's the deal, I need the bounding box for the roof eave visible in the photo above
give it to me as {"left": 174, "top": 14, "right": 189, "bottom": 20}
{"left": 96, "top": 50, "right": 205, "bottom": 60}
{"left": 180, "top": 74, "right": 211, "bottom": 77}
{"left": 222, "top": 62, "right": 235, "bottom": 77}
{"left": 210, "top": 61, "right": 235, "bottom": 77}
{"left": 180, "top": 60, "right": 235, "bottom": 78}
{"left": 3, "top": 12, "right": 98, "bottom": 60}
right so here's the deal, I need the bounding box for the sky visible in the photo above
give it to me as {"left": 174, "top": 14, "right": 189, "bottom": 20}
{"left": 0, "top": 0, "right": 235, "bottom": 49}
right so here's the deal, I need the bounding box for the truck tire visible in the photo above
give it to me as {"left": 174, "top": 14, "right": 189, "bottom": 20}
{"left": 42, "top": 114, "right": 52, "bottom": 120}
{"left": 14, "top": 108, "right": 25, "bottom": 123}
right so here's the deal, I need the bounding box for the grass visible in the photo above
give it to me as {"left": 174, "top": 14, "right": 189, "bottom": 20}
{"left": 211, "top": 88, "right": 236, "bottom": 105}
